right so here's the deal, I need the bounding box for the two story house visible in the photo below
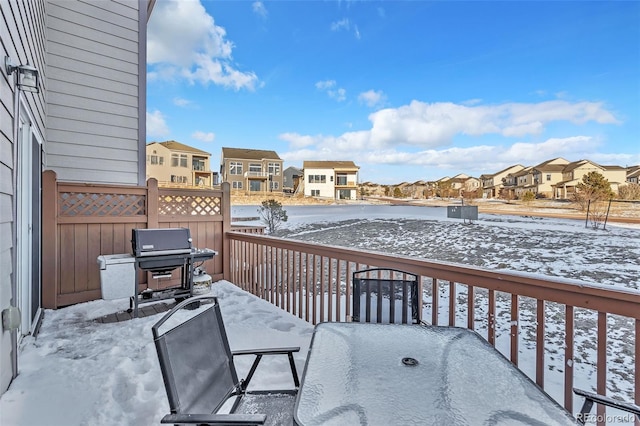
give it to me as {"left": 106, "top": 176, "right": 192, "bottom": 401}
{"left": 146, "top": 141, "right": 216, "bottom": 187}
{"left": 220, "top": 147, "right": 283, "bottom": 194}
{"left": 303, "top": 161, "right": 359, "bottom": 200}
{"left": 302, "top": 161, "right": 360, "bottom": 200}
{"left": 627, "top": 166, "right": 640, "bottom": 184}
{"left": 283, "top": 166, "right": 302, "bottom": 194}
{"left": 480, "top": 164, "right": 525, "bottom": 199}
{"left": 530, "top": 158, "right": 570, "bottom": 198}
{"left": 552, "top": 160, "right": 627, "bottom": 199}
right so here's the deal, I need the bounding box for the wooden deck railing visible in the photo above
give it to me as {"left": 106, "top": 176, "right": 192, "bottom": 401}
{"left": 226, "top": 231, "right": 640, "bottom": 424}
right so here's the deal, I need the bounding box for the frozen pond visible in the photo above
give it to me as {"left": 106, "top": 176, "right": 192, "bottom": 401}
{"left": 233, "top": 204, "right": 640, "bottom": 290}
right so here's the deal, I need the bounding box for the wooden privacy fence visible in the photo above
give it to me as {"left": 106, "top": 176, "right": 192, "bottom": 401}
{"left": 227, "top": 231, "right": 640, "bottom": 424}
{"left": 42, "top": 171, "right": 231, "bottom": 309}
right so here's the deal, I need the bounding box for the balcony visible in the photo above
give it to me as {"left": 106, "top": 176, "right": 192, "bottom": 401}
{"left": 32, "top": 177, "right": 640, "bottom": 424}
{"left": 245, "top": 171, "right": 269, "bottom": 179}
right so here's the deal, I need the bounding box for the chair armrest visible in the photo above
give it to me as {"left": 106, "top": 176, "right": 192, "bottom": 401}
{"left": 161, "top": 413, "right": 266, "bottom": 425}
{"left": 574, "top": 388, "right": 640, "bottom": 424}
{"left": 232, "top": 346, "right": 300, "bottom": 356}
{"left": 232, "top": 347, "right": 301, "bottom": 389}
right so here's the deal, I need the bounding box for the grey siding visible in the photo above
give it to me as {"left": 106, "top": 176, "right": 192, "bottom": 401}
{"left": 46, "top": 0, "right": 141, "bottom": 185}
{"left": 1, "top": 0, "right": 47, "bottom": 396}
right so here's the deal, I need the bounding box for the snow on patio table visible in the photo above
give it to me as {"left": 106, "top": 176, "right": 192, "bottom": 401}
{"left": 296, "top": 322, "right": 577, "bottom": 426}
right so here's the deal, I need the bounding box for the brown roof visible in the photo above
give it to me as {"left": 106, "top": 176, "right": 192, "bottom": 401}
{"left": 303, "top": 160, "right": 359, "bottom": 169}
{"left": 221, "top": 147, "right": 281, "bottom": 160}
{"left": 533, "top": 164, "right": 566, "bottom": 173}
{"left": 562, "top": 159, "right": 601, "bottom": 173}
{"left": 149, "top": 140, "right": 211, "bottom": 155}
{"left": 533, "top": 157, "right": 569, "bottom": 169}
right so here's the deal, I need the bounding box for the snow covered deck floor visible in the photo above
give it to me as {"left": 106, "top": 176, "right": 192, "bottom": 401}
{"left": 0, "top": 281, "right": 314, "bottom": 425}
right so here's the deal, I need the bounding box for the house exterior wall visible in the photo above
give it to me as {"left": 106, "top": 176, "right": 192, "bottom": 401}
{"left": 221, "top": 157, "right": 284, "bottom": 193}
{"left": 532, "top": 170, "right": 565, "bottom": 197}
{"left": 1, "top": 0, "right": 47, "bottom": 397}
{"left": 46, "top": 0, "right": 146, "bottom": 185}
{"left": 146, "top": 143, "right": 214, "bottom": 187}
{"left": 304, "top": 167, "right": 335, "bottom": 198}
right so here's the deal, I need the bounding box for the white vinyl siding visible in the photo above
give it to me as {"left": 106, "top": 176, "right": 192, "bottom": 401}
{"left": 46, "top": 0, "right": 142, "bottom": 185}
{"left": 1, "top": 0, "right": 47, "bottom": 397}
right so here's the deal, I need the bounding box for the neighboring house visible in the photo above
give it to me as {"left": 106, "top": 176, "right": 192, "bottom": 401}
{"left": 220, "top": 147, "right": 284, "bottom": 193}
{"left": 510, "top": 167, "right": 534, "bottom": 199}
{"left": 530, "top": 158, "right": 570, "bottom": 198}
{"left": 552, "top": 160, "right": 627, "bottom": 199}
{"left": 283, "top": 166, "right": 302, "bottom": 193}
{"left": 1, "top": 0, "right": 151, "bottom": 395}
{"left": 146, "top": 141, "right": 217, "bottom": 187}
{"left": 480, "top": 164, "right": 525, "bottom": 198}
{"left": 627, "top": 166, "right": 640, "bottom": 184}
{"left": 303, "top": 161, "right": 359, "bottom": 200}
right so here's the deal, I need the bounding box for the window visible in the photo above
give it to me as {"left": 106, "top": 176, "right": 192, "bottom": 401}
{"left": 149, "top": 155, "right": 163, "bottom": 165}
{"left": 249, "top": 180, "right": 261, "bottom": 192}
{"left": 249, "top": 163, "right": 262, "bottom": 173}
{"left": 230, "top": 162, "right": 243, "bottom": 175}
{"left": 268, "top": 162, "right": 281, "bottom": 176}
{"left": 336, "top": 174, "right": 348, "bottom": 185}
{"left": 308, "top": 175, "right": 326, "bottom": 183}
{"left": 170, "top": 175, "right": 187, "bottom": 183}
{"left": 232, "top": 181, "right": 243, "bottom": 189}
{"left": 311, "top": 189, "right": 320, "bottom": 196}
{"left": 172, "top": 154, "right": 188, "bottom": 167}
{"left": 546, "top": 174, "right": 552, "bottom": 181}
{"left": 270, "top": 181, "right": 279, "bottom": 190}
{"left": 192, "top": 157, "right": 206, "bottom": 171}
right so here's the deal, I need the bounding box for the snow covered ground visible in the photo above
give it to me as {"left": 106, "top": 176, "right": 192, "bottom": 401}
{"left": 1, "top": 205, "right": 638, "bottom": 425}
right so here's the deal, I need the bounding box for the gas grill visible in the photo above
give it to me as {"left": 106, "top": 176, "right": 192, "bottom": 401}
{"left": 130, "top": 228, "right": 216, "bottom": 317}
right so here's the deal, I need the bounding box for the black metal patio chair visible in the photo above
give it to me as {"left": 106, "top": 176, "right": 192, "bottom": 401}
{"left": 152, "top": 295, "right": 300, "bottom": 425}
{"left": 574, "top": 388, "right": 640, "bottom": 425}
{"left": 351, "top": 268, "right": 423, "bottom": 325}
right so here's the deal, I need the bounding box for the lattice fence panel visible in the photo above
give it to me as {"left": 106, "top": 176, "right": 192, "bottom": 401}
{"left": 158, "top": 194, "right": 222, "bottom": 216}
{"left": 59, "top": 192, "right": 146, "bottom": 217}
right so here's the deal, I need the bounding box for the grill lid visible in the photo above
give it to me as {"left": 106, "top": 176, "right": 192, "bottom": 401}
{"left": 132, "top": 228, "right": 192, "bottom": 257}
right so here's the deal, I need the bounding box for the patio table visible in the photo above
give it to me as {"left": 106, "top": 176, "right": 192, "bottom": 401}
{"left": 294, "top": 322, "right": 577, "bottom": 425}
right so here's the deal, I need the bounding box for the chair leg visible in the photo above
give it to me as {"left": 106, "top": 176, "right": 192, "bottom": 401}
{"left": 576, "top": 398, "right": 594, "bottom": 425}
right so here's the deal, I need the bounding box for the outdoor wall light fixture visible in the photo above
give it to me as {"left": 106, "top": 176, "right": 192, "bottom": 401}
{"left": 5, "top": 56, "right": 39, "bottom": 93}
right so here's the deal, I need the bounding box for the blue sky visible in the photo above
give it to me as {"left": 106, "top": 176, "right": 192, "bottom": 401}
{"left": 146, "top": 0, "right": 639, "bottom": 184}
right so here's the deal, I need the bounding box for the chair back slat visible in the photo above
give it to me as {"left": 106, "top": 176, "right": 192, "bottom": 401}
{"left": 353, "top": 268, "right": 419, "bottom": 324}
{"left": 154, "top": 300, "right": 239, "bottom": 415}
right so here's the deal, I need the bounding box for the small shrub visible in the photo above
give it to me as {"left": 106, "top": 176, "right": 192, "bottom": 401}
{"left": 618, "top": 183, "right": 640, "bottom": 200}
{"left": 521, "top": 191, "right": 535, "bottom": 204}
{"left": 258, "top": 199, "right": 288, "bottom": 234}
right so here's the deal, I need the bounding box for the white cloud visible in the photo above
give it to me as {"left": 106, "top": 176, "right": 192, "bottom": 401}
{"left": 192, "top": 131, "right": 215, "bottom": 143}
{"left": 279, "top": 98, "right": 623, "bottom": 181}
{"left": 148, "top": 0, "right": 258, "bottom": 90}
{"left": 358, "top": 90, "right": 386, "bottom": 108}
{"left": 252, "top": 1, "right": 268, "bottom": 19}
{"left": 173, "top": 97, "right": 192, "bottom": 107}
{"left": 316, "top": 80, "right": 346, "bottom": 102}
{"left": 146, "top": 110, "right": 170, "bottom": 138}
{"left": 315, "top": 80, "right": 336, "bottom": 90}
{"left": 354, "top": 25, "right": 361, "bottom": 40}
{"left": 331, "top": 19, "right": 350, "bottom": 32}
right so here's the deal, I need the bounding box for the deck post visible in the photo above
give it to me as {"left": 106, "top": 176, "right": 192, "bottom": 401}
{"left": 41, "top": 170, "right": 58, "bottom": 309}
{"left": 222, "top": 182, "right": 231, "bottom": 280}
